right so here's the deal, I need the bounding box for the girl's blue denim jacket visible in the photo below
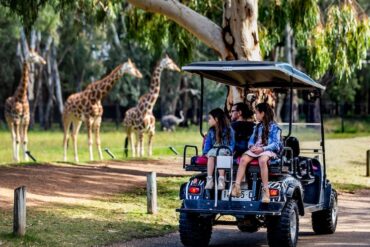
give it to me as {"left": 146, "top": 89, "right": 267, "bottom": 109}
{"left": 248, "top": 122, "right": 282, "bottom": 153}
{"left": 203, "top": 127, "right": 235, "bottom": 155}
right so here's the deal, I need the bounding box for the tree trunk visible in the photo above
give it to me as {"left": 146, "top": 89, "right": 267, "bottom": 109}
{"left": 52, "top": 43, "right": 64, "bottom": 116}
{"left": 115, "top": 102, "right": 121, "bottom": 129}
{"left": 169, "top": 75, "right": 182, "bottom": 115}
{"left": 28, "top": 29, "right": 36, "bottom": 103}
{"left": 31, "top": 36, "right": 52, "bottom": 126}
{"left": 222, "top": 0, "right": 261, "bottom": 60}
{"left": 44, "top": 41, "right": 55, "bottom": 130}
{"left": 181, "top": 76, "right": 190, "bottom": 127}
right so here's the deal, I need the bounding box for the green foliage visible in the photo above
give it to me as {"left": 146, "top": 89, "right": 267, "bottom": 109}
{"left": 291, "top": 0, "right": 320, "bottom": 47}
{"left": 259, "top": 0, "right": 289, "bottom": 57}
{"left": 34, "top": 4, "right": 61, "bottom": 42}
{"left": 0, "top": 0, "right": 48, "bottom": 33}
{"left": 305, "top": 3, "right": 370, "bottom": 101}
{"left": 0, "top": 6, "right": 21, "bottom": 102}
{"left": 126, "top": 0, "right": 222, "bottom": 65}
{"left": 305, "top": 26, "right": 330, "bottom": 79}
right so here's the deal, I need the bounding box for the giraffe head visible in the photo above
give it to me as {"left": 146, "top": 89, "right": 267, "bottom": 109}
{"left": 160, "top": 54, "right": 180, "bottom": 72}
{"left": 121, "top": 59, "right": 143, "bottom": 78}
{"left": 26, "top": 50, "right": 46, "bottom": 65}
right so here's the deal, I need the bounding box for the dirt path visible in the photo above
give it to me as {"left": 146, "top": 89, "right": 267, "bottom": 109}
{"left": 112, "top": 190, "right": 370, "bottom": 247}
{"left": 0, "top": 158, "right": 188, "bottom": 209}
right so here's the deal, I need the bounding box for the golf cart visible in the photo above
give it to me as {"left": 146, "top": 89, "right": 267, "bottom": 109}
{"left": 177, "top": 61, "right": 338, "bottom": 247}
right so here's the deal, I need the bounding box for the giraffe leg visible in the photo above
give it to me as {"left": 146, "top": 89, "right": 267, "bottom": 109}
{"left": 63, "top": 115, "right": 72, "bottom": 162}
{"left": 94, "top": 117, "right": 103, "bottom": 160}
{"left": 86, "top": 119, "right": 94, "bottom": 161}
{"left": 21, "top": 118, "right": 30, "bottom": 161}
{"left": 148, "top": 129, "right": 155, "bottom": 156}
{"left": 135, "top": 131, "right": 140, "bottom": 158}
{"left": 127, "top": 128, "right": 135, "bottom": 158}
{"left": 71, "top": 120, "right": 82, "bottom": 162}
{"left": 8, "top": 120, "right": 17, "bottom": 162}
{"left": 138, "top": 131, "right": 144, "bottom": 157}
{"left": 14, "top": 121, "right": 21, "bottom": 162}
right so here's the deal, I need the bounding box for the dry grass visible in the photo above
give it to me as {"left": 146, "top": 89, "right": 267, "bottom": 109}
{"left": 325, "top": 137, "right": 370, "bottom": 191}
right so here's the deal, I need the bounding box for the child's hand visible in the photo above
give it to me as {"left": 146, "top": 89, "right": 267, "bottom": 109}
{"left": 251, "top": 146, "right": 263, "bottom": 154}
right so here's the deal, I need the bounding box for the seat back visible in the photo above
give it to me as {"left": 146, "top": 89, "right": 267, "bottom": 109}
{"left": 284, "top": 136, "right": 300, "bottom": 158}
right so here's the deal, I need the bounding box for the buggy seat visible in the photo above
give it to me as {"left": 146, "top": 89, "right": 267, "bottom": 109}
{"left": 185, "top": 152, "right": 282, "bottom": 174}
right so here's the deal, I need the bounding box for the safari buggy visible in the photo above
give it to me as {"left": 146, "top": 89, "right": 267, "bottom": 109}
{"left": 177, "top": 61, "right": 338, "bottom": 247}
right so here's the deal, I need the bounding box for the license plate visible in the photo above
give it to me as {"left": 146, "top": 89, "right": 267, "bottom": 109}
{"left": 221, "top": 190, "right": 252, "bottom": 201}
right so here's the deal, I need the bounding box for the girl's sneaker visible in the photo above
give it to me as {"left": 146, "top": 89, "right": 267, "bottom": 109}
{"left": 218, "top": 176, "right": 225, "bottom": 190}
{"left": 261, "top": 187, "right": 270, "bottom": 203}
{"left": 205, "top": 176, "right": 214, "bottom": 189}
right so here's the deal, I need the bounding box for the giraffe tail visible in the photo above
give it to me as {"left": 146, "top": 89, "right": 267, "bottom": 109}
{"left": 124, "top": 137, "right": 128, "bottom": 157}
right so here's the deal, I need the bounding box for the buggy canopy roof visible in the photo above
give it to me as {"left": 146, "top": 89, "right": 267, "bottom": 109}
{"left": 182, "top": 60, "right": 325, "bottom": 90}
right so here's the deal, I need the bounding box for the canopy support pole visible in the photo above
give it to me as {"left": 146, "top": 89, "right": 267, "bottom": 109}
{"left": 200, "top": 76, "right": 205, "bottom": 138}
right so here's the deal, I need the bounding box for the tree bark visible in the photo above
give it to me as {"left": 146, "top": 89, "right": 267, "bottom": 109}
{"left": 44, "top": 40, "right": 55, "bottom": 130}
{"left": 181, "top": 76, "right": 190, "bottom": 127}
{"left": 222, "top": 0, "right": 261, "bottom": 60}
{"left": 52, "top": 43, "right": 64, "bottom": 115}
{"left": 169, "top": 76, "right": 182, "bottom": 115}
{"left": 31, "top": 35, "right": 52, "bottom": 126}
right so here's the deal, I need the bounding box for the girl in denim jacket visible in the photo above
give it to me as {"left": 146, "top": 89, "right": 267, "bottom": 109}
{"left": 203, "top": 108, "right": 235, "bottom": 190}
{"left": 231, "top": 103, "right": 282, "bottom": 203}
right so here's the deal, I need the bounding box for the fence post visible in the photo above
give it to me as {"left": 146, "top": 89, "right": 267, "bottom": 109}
{"left": 147, "top": 172, "right": 157, "bottom": 214}
{"left": 366, "top": 150, "right": 370, "bottom": 177}
{"left": 13, "top": 186, "right": 26, "bottom": 236}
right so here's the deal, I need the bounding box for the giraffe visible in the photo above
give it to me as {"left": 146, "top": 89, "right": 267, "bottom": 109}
{"left": 123, "top": 55, "right": 180, "bottom": 157}
{"left": 4, "top": 50, "right": 46, "bottom": 162}
{"left": 63, "top": 59, "right": 142, "bottom": 162}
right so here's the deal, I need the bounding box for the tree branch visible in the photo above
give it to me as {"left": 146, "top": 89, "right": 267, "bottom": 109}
{"left": 127, "top": 0, "right": 230, "bottom": 59}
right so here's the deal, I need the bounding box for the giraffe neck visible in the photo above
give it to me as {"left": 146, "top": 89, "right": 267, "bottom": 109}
{"left": 141, "top": 62, "right": 164, "bottom": 113}
{"left": 14, "top": 62, "right": 29, "bottom": 102}
{"left": 86, "top": 64, "right": 124, "bottom": 101}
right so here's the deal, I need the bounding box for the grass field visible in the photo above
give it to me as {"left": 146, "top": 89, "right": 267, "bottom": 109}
{"left": 1, "top": 117, "right": 370, "bottom": 164}
{"left": 0, "top": 177, "right": 188, "bottom": 247}
{"left": 0, "top": 124, "right": 203, "bottom": 164}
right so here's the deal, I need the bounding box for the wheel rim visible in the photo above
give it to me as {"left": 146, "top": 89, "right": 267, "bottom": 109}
{"left": 290, "top": 210, "right": 297, "bottom": 242}
{"left": 332, "top": 198, "right": 338, "bottom": 224}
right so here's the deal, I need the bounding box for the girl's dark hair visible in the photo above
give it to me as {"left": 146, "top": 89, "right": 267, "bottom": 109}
{"left": 254, "top": 103, "right": 275, "bottom": 145}
{"left": 209, "top": 108, "right": 231, "bottom": 144}
{"left": 233, "top": 102, "right": 254, "bottom": 119}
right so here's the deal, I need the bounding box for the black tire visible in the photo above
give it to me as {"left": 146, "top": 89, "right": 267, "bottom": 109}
{"left": 179, "top": 212, "right": 213, "bottom": 247}
{"left": 267, "top": 200, "right": 299, "bottom": 247}
{"left": 312, "top": 190, "right": 338, "bottom": 234}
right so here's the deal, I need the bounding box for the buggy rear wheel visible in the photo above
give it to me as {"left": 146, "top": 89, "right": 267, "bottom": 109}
{"left": 267, "top": 200, "right": 299, "bottom": 247}
{"left": 179, "top": 212, "right": 213, "bottom": 247}
{"left": 312, "top": 190, "right": 338, "bottom": 234}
